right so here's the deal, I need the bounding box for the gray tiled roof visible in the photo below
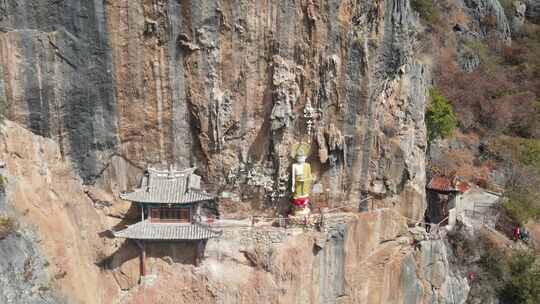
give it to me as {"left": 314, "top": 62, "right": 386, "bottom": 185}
{"left": 120, "top": 167, "right": 214, "bottom": 204}
{"left": 113, "top": 220, "right": 221, "bottom": 240}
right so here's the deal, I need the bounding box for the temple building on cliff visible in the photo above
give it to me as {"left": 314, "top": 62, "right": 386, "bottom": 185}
{"left": 113, "top": 166, "right": 220, "bottom": 278}
{"left": 426, "top": 175, "right": 470, "bottom": 228}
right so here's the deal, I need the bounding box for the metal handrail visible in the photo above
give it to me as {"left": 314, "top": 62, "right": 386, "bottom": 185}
{"left": 205, "top": 196, "right": 373, "bottom": 230}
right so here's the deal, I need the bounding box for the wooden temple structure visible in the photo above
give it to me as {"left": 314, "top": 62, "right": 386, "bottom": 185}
{"left": 113, "top": 167, "right": 220, "bottom": 278}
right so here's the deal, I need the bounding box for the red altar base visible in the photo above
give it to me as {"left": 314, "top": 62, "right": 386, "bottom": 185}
{"left": 293, "top": 197, "right": 309, "bottom": 207}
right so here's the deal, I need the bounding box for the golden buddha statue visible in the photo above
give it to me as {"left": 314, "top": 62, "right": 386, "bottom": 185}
{"left": 291, "top": 148, "right": 313, "bottom": 215}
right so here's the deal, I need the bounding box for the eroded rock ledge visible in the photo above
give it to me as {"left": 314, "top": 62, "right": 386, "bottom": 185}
{"left": 0, "top": 120, "right": 468, "bottom": 304}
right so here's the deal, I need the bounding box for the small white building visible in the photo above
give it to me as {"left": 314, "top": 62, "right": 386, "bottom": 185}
{"left": 426, "top": 175, "right": 502, "bottom": 230}
{"left": 457, "top": 188, "right": 501, "bottom": 228}
{"left": 426, "top": 175, "right": 471, "bottom": 228}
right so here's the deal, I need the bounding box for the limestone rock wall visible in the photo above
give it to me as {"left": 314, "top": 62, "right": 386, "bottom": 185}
{"left": 0, "top": 228, "right": 63, "bottom": 304}
{"left": 0, "top": 0, "right": 118, "bottom": 181}
{"left": 121, "top": 210, "right": 469, "bottom": 304}
{"left": 0, "top": 0, "right": 428, "bottom": 220}
{"left": 0, "top": 0, "right": 450, "bottom": 303}
{"left": 526, "top": 0, "right": 540, "bottom": 23}
{"left": 0, "top": 120, "right": 120, "bottom": 303}
{"left": 0, "top": 120, "right": 468, "bottom": 303}
{"left": 461, "top": 0, "right": 512, "bottom": 41}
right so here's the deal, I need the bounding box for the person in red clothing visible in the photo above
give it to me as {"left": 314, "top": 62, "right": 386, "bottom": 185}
{"left": 512, "top": 225, "right": 521, "bottom": 241}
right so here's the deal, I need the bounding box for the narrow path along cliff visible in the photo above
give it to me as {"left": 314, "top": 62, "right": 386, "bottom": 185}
{"left": 0, "top": 119, "right": 467, "bottom": 304}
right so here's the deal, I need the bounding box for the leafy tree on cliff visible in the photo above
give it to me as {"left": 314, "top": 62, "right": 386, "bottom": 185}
{"left": 426, "top": 88, "right": 457, "bottom": 142}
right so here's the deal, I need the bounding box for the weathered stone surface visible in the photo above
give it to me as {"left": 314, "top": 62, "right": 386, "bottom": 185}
{"left": 0, "top": 120, "right": 120, "bottom": 303}
{"left": 417, "top": 239, "right": 470, "bottom": 304}
{"left": 0, "top": 0, "right": 464, "bottom": 302}
{"left": 462, "top": 0, "right": 512, "bottom": 41}
{"left": 510, "top": 1, "right": 528, "bottom": 33}
{"left": 186, "top": 210, "right": 468, "bottom": 304}
{"left": 1, "top": 0, "right": 428, "bottom": 220}
{"left": 0, "top": 119, "right": 474, "bottom": 304}
{"left": 457, "top": 47, "right": 481, "bottom": 72}
{"left": 526, "top": 0, "right": 540, "bottom": 23}
{"left": 0, "top": 230, "right": 63, "bottom": 304}
{"left": 0, "top": 0, "right": 118, "bottom": 182}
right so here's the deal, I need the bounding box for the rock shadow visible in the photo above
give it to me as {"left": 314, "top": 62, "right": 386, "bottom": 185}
{"left": 98, "top": 239, "right": 207, "bottom": 272}
{"left": 98, "top": 203, "right": 141, "bottom": 239}
{"left": 145, "top": 240, "right": 206, "bottom": 266}
{"left": 96, "top": 239, "right": 139, "bottom": 270}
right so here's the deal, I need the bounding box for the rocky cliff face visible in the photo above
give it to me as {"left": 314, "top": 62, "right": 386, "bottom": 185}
{"left": 0, "top": 120, "right": 120, "bottom": 303}
{"left": 0, "top": 120, "right": 468, "bottom": 304}
{"left": 0, "top": 0, "right": 469, "bottom": 303}
{"left": 122, "top": 210, "right": 469, "bottom": 304}
{"left": 0, "top": 0, "right": 428, "bottom": 220}
{"left": 0, "top": 0, "right": 118, "bottom": 181}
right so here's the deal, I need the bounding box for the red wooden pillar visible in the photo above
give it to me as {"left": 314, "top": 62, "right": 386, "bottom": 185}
{"left": 195, "top": 241, "right": 201, "bottom": 266}
{"left": 141, "top": 241, "right": 146, "bottom": 277}
{"left": 135, "top": 240, "right": 146, "bottom": 281}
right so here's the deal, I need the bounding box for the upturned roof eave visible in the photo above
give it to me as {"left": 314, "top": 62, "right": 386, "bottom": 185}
{"left": 119, "top": 190, "right": 215, "bottom": 204}
{"left": 112, "top": 221, "right": 221, "bottom": 240}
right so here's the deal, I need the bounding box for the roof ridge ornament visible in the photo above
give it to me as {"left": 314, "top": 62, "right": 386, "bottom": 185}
{"left": 120, "top": 166, "right": 212, "bottom": 204}
{"left": 146, "top": 166, "right": 197, "bottom": 178}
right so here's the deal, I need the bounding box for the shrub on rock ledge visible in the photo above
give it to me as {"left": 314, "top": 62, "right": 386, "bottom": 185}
{"left": 0, "top": 215, "right": 15, "bottom": 240}
{"left": 411, "top": 0, "right": 440, "bottom": 24}
{"left": 426, "top": 88, "right": 457, "bottom": 142}
{"left": 0, "top": 175, "right": 7, "bottom": 192}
